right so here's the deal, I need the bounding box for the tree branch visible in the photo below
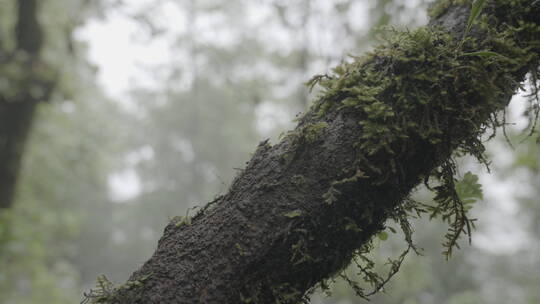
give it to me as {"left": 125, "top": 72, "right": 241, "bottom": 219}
{"left": 85, "top": 0, "right": 540, "bottom": 303}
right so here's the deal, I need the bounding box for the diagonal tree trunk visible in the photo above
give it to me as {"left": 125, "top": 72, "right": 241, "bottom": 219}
{"left": 0, "top": 0, "right": 56, "bottom": 208}
{"left": 85, "top": 1, "right": 540, "bottom": 303}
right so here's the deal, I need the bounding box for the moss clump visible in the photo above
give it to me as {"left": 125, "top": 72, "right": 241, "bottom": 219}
{"left": 303, "top": 122, "right": 328, "bottom": 143}
{"left": 82, "top": 274, "right": 152, "bottom": 304}
{"left": 304, "top": 0, "right": 539, "bottom": 298}
{"left": 310, "top": 2, "right": 539, "bottom": 252}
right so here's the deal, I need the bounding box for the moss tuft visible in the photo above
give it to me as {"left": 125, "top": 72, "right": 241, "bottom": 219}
{"left": 303, "top": 0, "right": 540, "bottom": 298}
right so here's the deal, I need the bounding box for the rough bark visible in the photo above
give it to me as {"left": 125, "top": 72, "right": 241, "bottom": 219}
{"left": 90, "top": 1, "right": 539, "bottom": 303}
{"left": 0, "top": 0, "right": 55, "bottom": 208}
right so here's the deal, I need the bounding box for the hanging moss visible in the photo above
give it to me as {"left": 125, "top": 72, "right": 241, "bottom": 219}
{"left": 301, "top": 0, "right": 540, "bottom": 297}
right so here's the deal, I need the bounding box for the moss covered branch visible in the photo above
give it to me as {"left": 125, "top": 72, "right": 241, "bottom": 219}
{"left": 84, "top": 0, "right": 539, "bottom": 303}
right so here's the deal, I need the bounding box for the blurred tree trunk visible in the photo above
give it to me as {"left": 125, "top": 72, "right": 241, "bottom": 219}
{"left": 86, "top": 1, "right": 539, "bottom": 303}
{"left": 273, "top": 0, "right": 311, "bottom": 110}
{"left": 0, "top": 0, "right": 55, "bottom": 208}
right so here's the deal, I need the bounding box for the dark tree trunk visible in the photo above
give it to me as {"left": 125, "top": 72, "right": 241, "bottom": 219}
{"left": 0, "top": 0, "right": 55, "bottom": 208}
{"left": 0, "top": 97, "right": 38, "bottom": 208}
{"left": 87, "top": 1, "right": 540, "bottom": 303}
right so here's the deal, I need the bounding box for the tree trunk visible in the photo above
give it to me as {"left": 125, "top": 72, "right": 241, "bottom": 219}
{"left": 0, "top": 0, "right": 55, "bottom": 208}
{"left": 86, "top": 1, "right": 539, "bottom": 303}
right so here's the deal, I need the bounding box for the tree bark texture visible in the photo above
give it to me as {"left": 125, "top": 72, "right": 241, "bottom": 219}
{"left": 0, "top": 0, "right": 55, "bottom": 208}
{"left": 94, "top": 1, "right": 539, "bottom": 303}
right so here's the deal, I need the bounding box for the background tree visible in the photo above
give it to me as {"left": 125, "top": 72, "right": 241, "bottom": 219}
{"left": 0, "top": 0, "right": 54, "bottom": 208}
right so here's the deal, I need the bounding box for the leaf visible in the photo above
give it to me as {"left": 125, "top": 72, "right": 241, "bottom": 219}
{"left": 332, "top": 65, "right": 346, "bottom": 76}
{"left": 305, "top": 74, "right": 328, "bottom": 92}
{"left": 464, "top": 0, "right": 487, "bottom": 39}
{"left": 377, "top": 232, "right": 388, "bottom": 241}
{"left": 283, "top": 209, "right": 303, "bottom": 218}
{"left": 461, "top": 51, "right": 503, "bottom": 58}
{"left": 462, "top": 198, "right": 477, "bottom": 204}
{"left": 341, "top": 97, "right": 359, "bottom": 107}
{"left": 387, "top": 226, "right": 397, "bottom": 234}
{"left": 455, "top": 171, "right": 483, "bottom": 202}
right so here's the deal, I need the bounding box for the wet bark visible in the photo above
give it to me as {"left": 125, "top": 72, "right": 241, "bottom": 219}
{"left": 92, "top": 2, "right": 539, "bottom": 303}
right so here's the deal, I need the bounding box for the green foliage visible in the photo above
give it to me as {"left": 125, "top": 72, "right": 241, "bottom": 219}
{"left": 461, "top": 50, "right": 503, "bottom": 57}
{"left": 306, "top": 0, "right": 540, "bottom": 298}
{"left": 284, "top": 209, "right": 303, "bottom": 218}
{"left": 173, "top": 216, "right": 191, "bottom": 227}
{"left": 323, "top": 187, "right": 341, "bottom": 205}
{"left": 429, "top": 163, "right": 479, "bottom": 258}
{"left": 0, "top": 2, "right": 118, "bottom": 302}
{"left": 0, "top": 208, "right": 79, "bottom": 304}
{"left": 0, "top": 95, "right": 122, "bottom": 303}
{"left": 328, "top": 240, "right": 413, "bottom": 300}
{"left": 172, "top": 207, "right": 200, "bottom": 227}
{"left": 456, "top": 172, "right": 483, "bottom": 204}
{"left": 82, "top": 274, "right": 152, "bottom": 304}
{"left": 464, "top": 0, "right": 488, "bottom": 39}
{"left": 303, "top": 122, "right": 328, "bottom": 143}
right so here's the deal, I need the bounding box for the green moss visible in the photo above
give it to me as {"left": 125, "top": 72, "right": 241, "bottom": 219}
{"left": 290, "top": 239, "right": 314, "bottom": 266}
{"left": 173, "top": 215, "right": 191, "bottom": 227}
{"left": 82, "top": 274, "right": 152, "bottom": 304}
{"left": 283, "top": 209, "right": 303, "bottom": 218}
{"left": 322, "top": 186, "right": 340, "bottom": 205}
{"left": 303, "top": 122, "right": 328, "bottom": 143}
{"left": 172, "top": 206, "right": 199, "bottom": 228}
{"left": 305, "top": 0, "right": 540, "bottom": 298}
{"left": 428, "top": 0, "right": 471, "bottom": 18}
